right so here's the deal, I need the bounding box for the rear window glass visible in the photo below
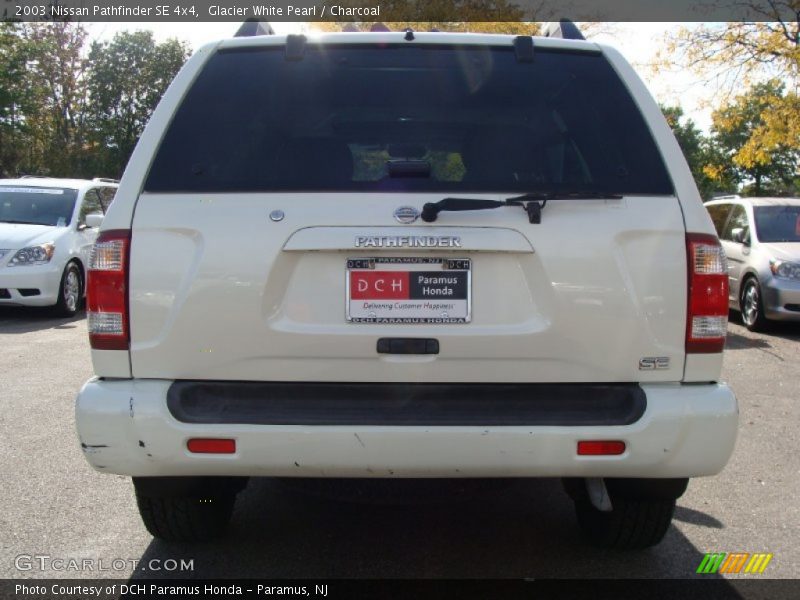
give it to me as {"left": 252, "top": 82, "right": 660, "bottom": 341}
{"left": 145, "top": 45, "right": 673, "bottom": 195}
{"left": 754, "top": 205, "right": 800, "bottom": 243}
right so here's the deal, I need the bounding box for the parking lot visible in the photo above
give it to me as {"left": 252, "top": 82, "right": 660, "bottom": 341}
{"left": 1, "top": 307, "right": 798, "bottom": 580}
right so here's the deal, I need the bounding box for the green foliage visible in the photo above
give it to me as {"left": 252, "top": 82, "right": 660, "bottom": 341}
{"left": 661, "top": 18, "right": 799, "bottom": 196}
{"left": 21, "top": 23, "right": 89, "bottom": 176}
{"left": 708, "top": 81, "right": 799, "bottom": 196}
{"left": 85, "top": 31, "right": 189, "bottom": 178}
{"left": 0, "top": 24, "right": 32, "bottom": 176}
{"left": 0, "top": 23, "right": 90, "bottom": 176}
{"left": 0, "top": 23, "right": 189, "bottom": 179}
{"left": 661, "top": 104, "right": 734, "bottom": 199}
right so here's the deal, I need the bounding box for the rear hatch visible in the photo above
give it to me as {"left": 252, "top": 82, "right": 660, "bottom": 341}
{"left": 128, "top": 38, "right": 686, "bottom": 383}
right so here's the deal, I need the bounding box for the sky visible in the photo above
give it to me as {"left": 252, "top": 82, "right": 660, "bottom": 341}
{"left": 84, "top": 21, "right": 713, "bottom": 131}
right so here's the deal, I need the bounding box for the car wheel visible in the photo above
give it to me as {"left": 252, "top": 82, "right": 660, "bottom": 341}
{"left": 133, "top": 477, "right": 246, "bottom": 542}
{"left": 135, "top": 493, "right": 236, "bottom": 542}
{"left": 53, "top": 262, "right": 82, "bottom": 317}
{"left": 740, "top": 277, "right": 768, "bottom": 332}
{"left": 574, "top": 495, "right": 676, "bottom": 550}
{"left": 564, "top": 478, "right": 683, "bottom": 549}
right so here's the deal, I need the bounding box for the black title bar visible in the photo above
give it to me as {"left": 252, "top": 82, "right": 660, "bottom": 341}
{"left": 3, "top": 579, "right": 798, "bottom": 600}
{"left": 3, "top": 0, "right": 799, "bottom": 22}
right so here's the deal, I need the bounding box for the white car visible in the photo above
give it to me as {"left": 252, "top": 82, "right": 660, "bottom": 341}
{"left": 0, "top": 177, "right": 117, "bottom": 316}
{"left": 75, "top": 25, "right": 738, "bottom": 549}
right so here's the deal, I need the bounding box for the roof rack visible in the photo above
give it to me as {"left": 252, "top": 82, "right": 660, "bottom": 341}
{"left": 20, "top": 175, "right": 47, "bottom": 178}
{"left": 542, "top": 19, "right": 585, "bottom": 41}
{"left": 92, "top": 177, "right": 120, "bottom": 184}
{"left": 235, "top": 18, "right": 275, "bottom": 37}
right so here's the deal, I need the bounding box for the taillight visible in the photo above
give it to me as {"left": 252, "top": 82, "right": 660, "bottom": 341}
{"left": 87, "top": 229, "right": 130, "bottom": 350}
{"left": 686, "top": 233, "right": 729, "bottom": 353}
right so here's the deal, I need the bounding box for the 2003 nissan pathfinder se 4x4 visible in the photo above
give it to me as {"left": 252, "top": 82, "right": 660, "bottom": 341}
{"left": 76, "top": 25, "right": 738, "bottom": 549}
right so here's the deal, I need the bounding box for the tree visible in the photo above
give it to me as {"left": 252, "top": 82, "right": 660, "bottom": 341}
{"left": 0, "top": 24, "right": 189, "bottom": 178}
{"left": 660, "top": 14, "right": 799, "bottom": 168}
{"left": 706, "top": 81, "right": 799, "bottom": 196}
{"left": 661, "top": 104, "right": 734, "bottom": 199}
{"left": 663, "top": 19, "right": 799, "bottom": 92}
{"left": 0, "top": 24, "right": 32, "bottom": 176}
{"left": 22, "top": 22, "right": 90, "bottom": 176}
{"left": 85, "top": 31, "right": 189, "bottom": 178}
{"left": 0, "top": 23, "right": 90, "bottom": 176}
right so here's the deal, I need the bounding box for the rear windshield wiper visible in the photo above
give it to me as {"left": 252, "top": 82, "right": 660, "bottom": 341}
{"left": 421, "top": 191, "right": 623, "bottom": 224}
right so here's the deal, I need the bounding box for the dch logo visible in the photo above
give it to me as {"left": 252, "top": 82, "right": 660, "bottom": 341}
{"left": 357, "top": 277, "right": 403, "bottom": 293}
{"left": 350, "top": 271, "right": 410, "bottom": 299}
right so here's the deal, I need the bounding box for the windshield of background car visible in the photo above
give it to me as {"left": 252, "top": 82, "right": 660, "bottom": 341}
{"left": 145, "top": 44, "right": 674, "bottom": 195}
{"left": 0, "top": 186, "right": 78, "bottom": 226}
{"left": 754, "top": 205, "right": 800, "bottom": 243}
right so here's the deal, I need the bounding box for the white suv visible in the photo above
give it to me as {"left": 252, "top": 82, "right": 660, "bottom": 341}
{"left": 0, "top": 178, "right": 117, "bottom": 316}
{"left": 75, "top": 27, "right": 738, "bottom": 549}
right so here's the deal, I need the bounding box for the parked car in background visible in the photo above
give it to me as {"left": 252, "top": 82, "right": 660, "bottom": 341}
{"left": 705, "top": 196, "right": 800, "bottom": 331}
{"left": 0, "top": 177, "right": 117, "bottom": 317}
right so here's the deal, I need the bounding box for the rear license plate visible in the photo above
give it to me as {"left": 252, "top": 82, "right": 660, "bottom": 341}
{"left": 346, "top": 257, "right": 471, "bottom": 323}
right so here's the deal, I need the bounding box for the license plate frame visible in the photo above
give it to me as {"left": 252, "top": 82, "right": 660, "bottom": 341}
{"left": 346, "top": 257, "right": 471, "bottom": 324}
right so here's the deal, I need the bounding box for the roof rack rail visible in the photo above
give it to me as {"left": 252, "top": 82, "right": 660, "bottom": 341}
{"left": 20, "top": 174, "right": 47, "bottom": 178}
{"left": 542, "top": 19, "right": 585, "bottom": 41}
{"left": 92, "top": 177, "right": 120, "bottom": 184}
{"left": 235, "top": 18, "right": 275, "bottom": 37}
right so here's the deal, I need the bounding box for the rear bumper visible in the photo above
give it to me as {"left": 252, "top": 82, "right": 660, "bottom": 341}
{"left": 75, "top": 379, "right": 738, "bottom": 478}
{"left": 166, "top": 381, "right": 646, "bottom": 426}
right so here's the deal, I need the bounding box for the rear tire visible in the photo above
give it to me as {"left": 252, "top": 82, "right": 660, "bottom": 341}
{"left": 740, "top": 277, "right": 768, "bottom": 332}
{"left": 133, "top": 477, "right": 246, "bottom": 542}
{"left": 565, "top": 478, "right": 685, "bottom": 549}
{"left": 574, "top": 496, "right": 676, "bottom": 550}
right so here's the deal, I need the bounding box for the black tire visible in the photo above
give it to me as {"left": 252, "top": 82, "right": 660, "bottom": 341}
{"left": 740, "top": 277, "right": 769, "bottom": 332}
{"left": 574, "top": 496, "right": 676, "bottom": 550}
{"left": 135, "top": 491, "right": 236, "bottom": 542}
{"left": 565, "top": 478, "right": 683, "bottom": 550}
{"left": 52, "top": 262, "right": 82, "bottom": 317}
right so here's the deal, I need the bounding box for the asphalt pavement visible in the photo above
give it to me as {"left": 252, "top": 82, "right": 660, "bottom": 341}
{"left": 1, "top": 306, "right": 798, "bottom": 580}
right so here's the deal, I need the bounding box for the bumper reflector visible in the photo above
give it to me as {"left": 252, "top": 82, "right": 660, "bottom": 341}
{"left": 187, "top": 438, "right": 236, "bottom": 454}
{"left": 577, "top": 440, "right": 626, "bottom": 456}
